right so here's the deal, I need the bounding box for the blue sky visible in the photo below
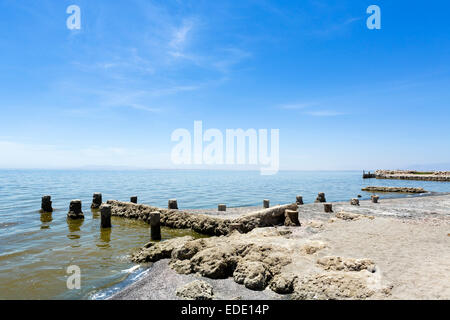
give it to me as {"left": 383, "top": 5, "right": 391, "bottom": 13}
{"left": 0, "top": 0, "right": 449, "bottom": 170}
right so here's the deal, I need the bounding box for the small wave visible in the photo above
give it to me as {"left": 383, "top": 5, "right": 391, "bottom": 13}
{"left": 121, "top": 265, "right": 140, "bottom": 273}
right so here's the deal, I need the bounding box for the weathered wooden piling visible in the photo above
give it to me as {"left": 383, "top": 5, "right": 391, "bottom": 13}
{"left": 100, "top": 204, "right": 112, "bottom": 228}
{"left": 284, "top": 209, "right": 300, "bottom": 226}
{"left": 296, "top": 196, "right": 304, "bottom": 205}
{"left": 263, "top": 199, "right": 270, "bottom": 208}
{"left": 91, "top": 193, "right": 102, "bottom": 209}
{"left": 350, "top": 198, "right": 360, "bottom": 206}
{"left": 371, "top": 195, "right": 379, "bottom": 203}
{"left": 67, "top": 200, "right": 84, "bottom": 219}
{"left": 149, "top": 211, "right": 161, "bottom": 240}
{"left": 130, "top": 196, "right": 138, "bottom": 204}
{"left": 168, "top": 199, "right": 178, "bottom": 210}
{"left": 324, "top": 203, "right": 333, "bottom": 213}
{"left": 41, "top": 195, "right": 53, "bottom": 213}
{"left": 315, "top": 193, "right": 326, "bottom": 203}
{"left": 218, "top": 204, "right": 227, "bottom": 211}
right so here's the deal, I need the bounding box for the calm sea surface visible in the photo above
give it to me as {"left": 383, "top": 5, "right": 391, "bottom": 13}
{"left": 1, "top": 170, "right": 449, "bottom": 300}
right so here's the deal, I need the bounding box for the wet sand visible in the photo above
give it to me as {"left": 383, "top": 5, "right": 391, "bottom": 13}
{"left": 110, "top": 194, "right": 450, "bottom": 300}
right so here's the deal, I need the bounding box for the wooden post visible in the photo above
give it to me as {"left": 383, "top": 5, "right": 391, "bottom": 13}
{"left": 315, "top": 193, "right": 326, "bottom": 203}
{"left": 100, "top": 204, "right": 112, "bottom": 228}
{"left": 67, "top": 200, "right": 84, "bottom": 219}
{"left": 324, "top": 203, "right": 333, "bottom": 213}
{"left": 130, "top": 196, "right": 138, "bottom": 204}
{"left": 371, "top": 195, "right": 379, "bottom": 203}
{"left": 263, "top": 199, "right": 270, "bottom": 208}
{"left": 350, "top": 198, "right": 360, "bottom": 206}
{"left": 149, "top": 211, "right": 161, "bottom": 240}
{"left": 229, "top": 223, "right": 241, "bottom": 233}
{"left": 168, "top": 199, "right": 178, "bottom": 210}
{"left": 296, "top": 196, "right": 304, "bottom": 205}
{"left": 218, "top": 204, "right": 226, "bottom": 211}
{"left": 41, "top": 195, "right": 53, "bottom": 213}
{"left": 91, "top": 193, "right": 102, "bottom": 209}
{"left": 284, "top": 209, "right": 300, "bottom": 226}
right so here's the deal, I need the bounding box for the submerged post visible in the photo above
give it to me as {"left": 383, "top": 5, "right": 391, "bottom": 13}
{"left": 324, "top": 203, "right": 333, "bottom": 213}
{"left": 371, "top": 195, "right": 379, "bottom": 203}
{"left": 130, "top": 196, "right": 138, "bottom": 204}
{"left": 149, "top": 211, "right": 161, "bottom": 240}
{"left": 296, "top": 196, "right": 304, "bottom": 205}
{"left": 315, "top": 193, "right": 326, "bottom": 203}
{"left": 350, "top": 198, "right": 360, "bottom": 206}
{"left": 218, "top": 204, "right": 227, "bottom": 212}
{"left": 41, "top": 195, "right": 53, "bottom": 213}
{"left": 91, "top": 193, "right": 102, "bottom": 209}
{"left": 168, "top": 199, "right": 178, "bottom": 210}
{"left": 100, "top": 204, "right": 112, "bottom": 228}
{"left": 67, "top": 200, "right": 84, "bottom": 219}
{"left": 263, "top": 199, "right": 270, "bottom": 208}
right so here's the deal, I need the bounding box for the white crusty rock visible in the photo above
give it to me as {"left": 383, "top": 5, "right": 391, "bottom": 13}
{"left": 175, "top": 280, "right": 214, "bottom": 300}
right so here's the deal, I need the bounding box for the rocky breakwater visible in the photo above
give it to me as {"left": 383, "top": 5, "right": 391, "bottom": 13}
{"left": 106, "top": 200, "right": 298, "bottom": 236}
{"left": 375, "top": 170, "right": 450, "bottom": 182}
{"left": 362, "top": 186, "right": 427, "bottom": 193}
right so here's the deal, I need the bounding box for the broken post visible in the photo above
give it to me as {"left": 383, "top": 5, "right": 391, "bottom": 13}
{"left": 168, "top": 199, "right": 178, "bottom": 210}
{"left": 371, "top": 195, "right": 379, "bottom": 203}
{"left": 350, "top": 198, "right": 360, "bottom": 206}
{"left": 67, "top": 200, "right": 84, "bottom": 219}
{"left": 149, "top": 211, "right": 161, "bottom": 241}
{"left": 41, "top": 195, "right": 53, "bottom": 213}
{"left": 296, "top": 196, "right": 304, "bottom": 205}
{"left": 218, "top": 204, "right": 227, "bottom": 211}
{"left": 263, "top": 199, "right": 270, "bottom": 208}
{"left": 324, "top": 203, "right": 333, "bottom": 213}
{"left": 91, "top": 193, "right": 102, "bottom": 209}
{"left": 284, "top": 209, "right": 301, "bottom": 226}
{"left": 100, "top": 204, "right": 112, "bottom": 228}
{"left": 130, "top": 196, "right": 138, "bottom": 204}
{"left": 315, "top": 192, "right": 326, "bottom": 203}
{"left": 229, "top": 223, "right": 242, "bottom": 233}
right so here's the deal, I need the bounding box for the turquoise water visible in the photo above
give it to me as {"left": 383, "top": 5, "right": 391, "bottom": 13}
{"left": 0, "top": 169, "right": 449, "bottom": 300}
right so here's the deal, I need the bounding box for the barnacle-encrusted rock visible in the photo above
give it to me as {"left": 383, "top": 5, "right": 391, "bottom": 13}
{"left": 175, "top": 280, "right": 214, "bottom": 300}
{"left": 316, "top": 256, "right": 376, "bottom": 273}
{"left": 292, "top": 273, "right": 375, "bottom": 300}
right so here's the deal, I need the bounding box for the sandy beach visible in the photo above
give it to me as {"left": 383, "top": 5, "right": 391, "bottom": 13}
{"left": 109, "top": 194, "right": 450, "bottom": 300}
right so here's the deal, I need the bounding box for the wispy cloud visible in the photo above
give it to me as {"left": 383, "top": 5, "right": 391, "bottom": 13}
{"left": 304, "top": 110, "right": 345, "bottom": 117}
{"left": 278, "top": 102, "right": 318, "bottom": 110}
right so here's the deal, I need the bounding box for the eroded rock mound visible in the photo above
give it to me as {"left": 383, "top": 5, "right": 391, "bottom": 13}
{"left": 132, "top": 236, "right": 194, "bottom": 263}
{"left": 317, "top": 256, "right": 376, "bottom": 273}
{"left": 269, "top": 273, "right": 296, "bottom": 294}
{"left": 335, "top": 211, "right": 374, "bottom": 221}
{"left": 292, "top": 273, "right": 375, "bottom": 300}
{"left": 175, "top": 280, "right": 214, "bottom": 300}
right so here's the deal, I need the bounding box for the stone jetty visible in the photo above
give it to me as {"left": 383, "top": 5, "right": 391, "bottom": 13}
{"left": 374, "top": 170, "right": 450, "bottom": 181}
{"left": 106, "top": 200, "right": 298, "bottom": 236}
{"left": 362, "top": 186, "right": 427, "bottom": 193}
